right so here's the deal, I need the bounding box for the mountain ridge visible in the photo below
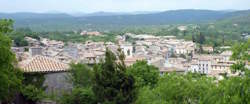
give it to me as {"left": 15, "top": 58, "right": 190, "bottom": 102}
{"left": 0, "top": 9, "right": 250, "bottom": 31}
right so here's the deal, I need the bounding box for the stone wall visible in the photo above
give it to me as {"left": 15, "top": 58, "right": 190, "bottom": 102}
{"left": 43, "top": 72, "right": 73, "bottom": 96}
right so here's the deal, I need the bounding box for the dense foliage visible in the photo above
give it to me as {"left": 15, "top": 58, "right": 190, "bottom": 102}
{"left": 127, "top": 60, "right": 160, "bottom": 88}
{"left": 9, "top": 28, "right": 40, "bottom": 47}
{"left": 0, "top": 19, "right": 23, "bottom": 103}
{"left": 0, "top": 19, "right": 46, "bottom": 104}
{"left": 136, "top": 71, "right": 250, "bottom": 104}
{"left": 92, "top": 49, "right": 136, "bottom": 104}
{"left": 61, "top": 49, "right": 137, "bottom": 104}
{"left": 21, "top": 73, "right": 46, "bottom": 103}
{"left": 68, "top": 63, "right": 93, "bottom": 88}
{"left": 136, "top": 73, "right": 215, "bottom": 104}
{"left": 60, "top": 63, "right": 95, "bottom": 104}
{"left": 61, "top": 87, "right": 96, "bottom": 104}
{"left": 231, "top": 39, "right": 250, "bottom": 61}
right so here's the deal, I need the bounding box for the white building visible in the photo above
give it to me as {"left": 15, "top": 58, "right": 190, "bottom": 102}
{"left": 120, "top": 43, "right": 133, "bottom": 57}
{"left": 220, "top": 51, "right": 233, "bottom": 61}
{"left": 189, "top": 55, "right": 213, "bottom": 74}
{"left": 198, "top": 59, "right": 212, "bottom": 74}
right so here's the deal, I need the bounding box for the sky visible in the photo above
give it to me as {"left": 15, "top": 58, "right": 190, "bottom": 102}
{"left": 0, "top": 0, "right": 250, "bottom": 13}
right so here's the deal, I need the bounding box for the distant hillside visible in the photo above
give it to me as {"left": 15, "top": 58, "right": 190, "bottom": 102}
{"left": 216, "top": 10, "right": 250, "bottom": 25}
{"left": 0, "top": 9, "right": 250, "bottom": 31}
{"left": 213, "top": 10, "right": 250, "bottom": 33}
{"left": 80, "top": 10, "right": 228, "bottom": 25}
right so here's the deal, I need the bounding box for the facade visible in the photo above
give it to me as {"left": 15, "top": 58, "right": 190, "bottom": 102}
{"left": 120, "top": 43, "right": 133, "bottom": 57}
{"left": 203, "top": 46, "right": 214, "bottom": 53}
{"left": 189, "top": 54, "right": 234, "bottom": 76}
{"left": 189, "top": 63, "right": 199, "bottom": 73}
{"left": 197, "top": 59, "right": 211, "bottom": 74}
{"left": 220, "top": 51, "right": 233, "bottom": 61}
{"left": 29, "top": 47, "right": 43, "bottom": 56}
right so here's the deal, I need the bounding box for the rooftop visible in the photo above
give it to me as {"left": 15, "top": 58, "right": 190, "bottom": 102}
{"left": 19, "top": 55, "right": 69, "bottom": 73}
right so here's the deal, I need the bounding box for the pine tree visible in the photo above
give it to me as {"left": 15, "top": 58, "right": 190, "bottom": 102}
{"left": 92, "top": 48, "right": 136, "bottom": 104}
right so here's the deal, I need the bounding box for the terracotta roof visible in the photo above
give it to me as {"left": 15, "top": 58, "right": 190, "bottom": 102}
{"left": 124, "top": 57, "right": 145, "bottom": 66}
{"left": 84, "top": 52, "right": 96, "bottom": 58}
{"left": 159, "top": 67, "right": 186, "bottom": 73}
{"left": 19, "top": 55, "right": 69, "bottom": 73}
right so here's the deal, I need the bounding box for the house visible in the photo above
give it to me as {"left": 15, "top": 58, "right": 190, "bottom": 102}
{"left": 189, "top": 55, "right": 213, "bottom": 74}
{"left": 80, "top": 31, "right": 101, "bottom": 36}
{"left": 120, "top": 43, "right": 133, "bottom": 57}
{"left": 189, "top": 54, "right": 234, "bottom": 76}
{"left": 211, "top": 62, "right": 233, "bottom": 72}
{"left": 203, "top": 46, "right": 214, "bottom": 53}
{"left": 159, "top": 67, "right": 186, "bottom": 75}
{"left": 189, "top": 61, "right": 199, "bottom": 73}
{"left": 29, "top": 47, "right": 43, "bottom": 56}
{"left": 133, "top": 34, "right": 159, "bottom": 42}
{"left": 82, "top": 52, "right": 97, "bottom": 64}
{"left": 220, "top": 51, "right": 233, "bottom": 61}
{"left": 19, "top": 55, "right": 72, "bottom": 96}
{"left": 124, "top": 56, "right": 145, "bottom": 66}
{"left": 148, "top": 56, "right": 165, "bottom": 68}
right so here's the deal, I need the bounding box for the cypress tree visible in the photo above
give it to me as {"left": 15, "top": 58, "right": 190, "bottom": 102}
{"left": 92, "top": 48, "right": 136, "bottom": 104}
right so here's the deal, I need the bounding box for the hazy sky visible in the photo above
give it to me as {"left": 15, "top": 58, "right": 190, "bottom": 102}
{"left": 0, "top": 0, "right": 250, "bottom": 13}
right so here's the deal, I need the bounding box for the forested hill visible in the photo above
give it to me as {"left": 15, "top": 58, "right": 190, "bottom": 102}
{"left": 80, "top": 10, "right": 228, "bottom": 25}
{"left": 0, "top": 9, "right": 250, "bottom": 31}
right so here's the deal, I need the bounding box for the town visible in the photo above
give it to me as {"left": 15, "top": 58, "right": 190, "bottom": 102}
{"left": 1, "top": 1, "right": 250, "bottom": 103}
{"left": 14, "top": 32, "right": 238, "bottom": 79}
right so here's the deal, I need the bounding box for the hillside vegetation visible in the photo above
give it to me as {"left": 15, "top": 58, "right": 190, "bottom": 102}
{"left": 0, "top": 9, "right": 249, "bottom": 32}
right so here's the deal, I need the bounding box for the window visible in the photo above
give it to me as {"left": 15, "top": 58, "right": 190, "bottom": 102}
{"left": 127, "top": 49, "right": 130, "bottom": 56}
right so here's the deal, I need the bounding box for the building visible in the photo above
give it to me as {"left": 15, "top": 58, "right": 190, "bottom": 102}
{"left": 120, "top": 43, "right": 133, "bottom": 57}
{"left": 19, "top": 55, "right": 72, "bottom": 96}
{"left": 220, "top": 51, "right": 233, "bottom": 61}
{"left": 189, "top": 54, "right": 234, "bottom": 76}
{"left": 64, "top": 46, "right": 78, "bottom": 60}
{"left": 189, "top": 55, "right": 213, "bottom": 74}
{"left": 80, "top": 31, "right": 101, "bottom": 36}
{"left": 203, "top": 46, "right": 214, "bottom": 53}
{"left": 29, "top": 47, "right": 43, "bottom": 56}
{"left": 124, "top": 56, "right": 145, "bottom": 66}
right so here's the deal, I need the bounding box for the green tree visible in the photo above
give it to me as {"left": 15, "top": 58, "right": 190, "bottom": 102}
{"left": 20, "top": 85, "right": 45, "bottom": 104}
{"left": 230, "top": 61, "right": 248, "bottom": 74}
{"left": 0, "top": 19, "right": 13, "bottom": 34}
{"left": 231, "top": 39, "right": 250, "bottom": 61}
{"left": 60, "top": 63, "right": 96, "bottom": 104}
{"left": 0, "top": 19, "right": 23, "bottom": 103}
{"left": 21, "top": 73, "right": 46, "bottom": 104}
{"left": 60, "top": 87, "right": 96, "bottom": 104}
{"left": 136, "top": 73, "right": 215, "bottom": 104}
{"left": 202, "top": 75, "right": 250, "bottom": 104}
{"left": 127, "top": 60, "right": 159, "bottom": 88}
{"left": 92, "top": 48, "right": 136, "bottom": 104}
{"left": 230, "top": 39, "right": 249, "bottom": 75}
{"left": 69, "top": 63, "right": 93, "bottom": 87}
{"left": 13, "top": 36, "right": 29, "bottom": 46}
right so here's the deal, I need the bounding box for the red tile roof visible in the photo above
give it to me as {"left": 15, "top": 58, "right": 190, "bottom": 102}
{"left": 19, "top": 55, "right": 69, "bottom": 73}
